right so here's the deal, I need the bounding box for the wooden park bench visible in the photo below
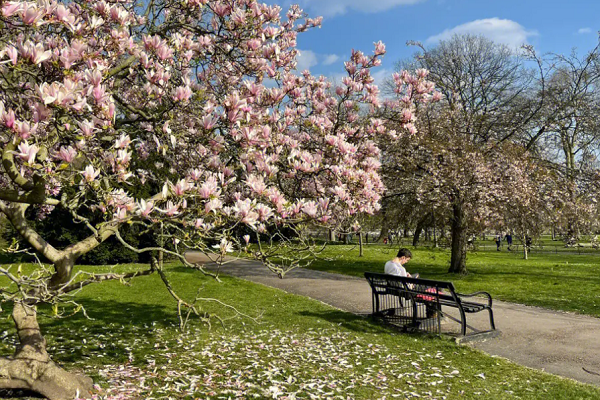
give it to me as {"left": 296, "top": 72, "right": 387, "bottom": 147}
{"left": 364, "top": 272, "right": 496, "bottom": 338}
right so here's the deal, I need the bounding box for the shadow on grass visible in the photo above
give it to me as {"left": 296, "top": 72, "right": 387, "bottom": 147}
{"left": 42, "top": 299, "right": 179, "bottom": 328}
{"left": 0, "top": 389, "right": 44, "bottom": 399}
{"left": 297, "top": 310, "right": 442, "bottom": 343}
{"left": 0, "top": 300, "right": 184, "bottom": 365}
{"left": 298, "top": 309, "right": 397, "bottom": 334}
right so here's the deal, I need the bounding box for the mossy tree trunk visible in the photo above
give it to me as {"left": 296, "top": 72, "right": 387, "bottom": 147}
{"left": 0, "top": 202, "right": 117, "bottom": 398}
{"left": 0, "top": 302, "right": 93, "bottom": 399}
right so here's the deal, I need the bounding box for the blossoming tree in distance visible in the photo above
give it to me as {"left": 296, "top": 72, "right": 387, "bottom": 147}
{"left": 0, "top": 0, "right": 434, "bottom": 397}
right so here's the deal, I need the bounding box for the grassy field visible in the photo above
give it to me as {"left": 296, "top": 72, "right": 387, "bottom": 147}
{"left": 0, "top": 262, "right": 599, "bottom": 399}
{"left": 307, "top": 244, "right": 600, "bottom": 317}
{"left": 368, "top": 234, "right": 600, "bottom": 254}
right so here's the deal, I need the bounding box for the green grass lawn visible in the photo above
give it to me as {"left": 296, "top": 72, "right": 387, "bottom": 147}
{"left": 0, "top": 262, "right": 599, "bottom": 399}
{"left": 307, "top": 244, "right": 600, "bottom": 317}
{"left": 385, "top": 234, "right": 600, "bottom": 254}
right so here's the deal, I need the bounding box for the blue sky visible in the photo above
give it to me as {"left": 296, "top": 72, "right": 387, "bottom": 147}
{"left": 267, "top": 0, "right": 600, "bottom": 85}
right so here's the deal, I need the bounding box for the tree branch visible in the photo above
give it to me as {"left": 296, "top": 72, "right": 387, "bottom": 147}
{"left": 58, "top": 268, "right": 155, "bottom": 294}
{"left": 2, "top": 141, "right": 35, "bottom": 191}
{"left": 0, "top": 202, "right": 61, "bottom": 263}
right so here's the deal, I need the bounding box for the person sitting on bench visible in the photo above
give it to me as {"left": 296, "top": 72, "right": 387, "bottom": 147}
{"left": 384, "top": 248, "right": 439, "bottom": 317}
{"left": 384, "top": 248, "right": 418, "bottom": 278}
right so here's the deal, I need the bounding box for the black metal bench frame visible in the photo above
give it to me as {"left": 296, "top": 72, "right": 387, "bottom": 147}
{"left": 365, "top": 272, "right": 496, "bottom": 336}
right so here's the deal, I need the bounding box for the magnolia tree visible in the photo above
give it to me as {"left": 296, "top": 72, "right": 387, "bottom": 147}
{"left": 381, "top": 35, "right": 549, "bottom": 274}
{"left": 0, "top": 0, "right": 435, "bottom": 397}
{"left": 384, "top": 109, "right": 504, "bottom": 273}
{"left": 492, "top": 146, "right": 561, "bottom": 259}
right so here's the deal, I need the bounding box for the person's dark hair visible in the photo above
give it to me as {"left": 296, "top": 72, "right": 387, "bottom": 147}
{"left": 396, "top": 248, "right": 412, "bottom": 259}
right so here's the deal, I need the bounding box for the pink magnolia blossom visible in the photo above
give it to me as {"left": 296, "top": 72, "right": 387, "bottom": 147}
{"left": 13, "top": 121, "right": 36, "bottom": 139}
{"left": 113, "top": 207, "right": 127, "bottom": 220}
{"left": 5, "top": 46, "right": 18, "bottom": 65}
{"left": 3, "top": 108, "right": 15, "bottom": 128}
{"left": 301, "top": 201, "right": 318, "bottom": 218}
{"left": 212, "top": 237, "right": 233, "bottom": 253}
{"left": 21, "top": 3, "right": 44, "bottom": 25}
{"left": 57, "top": 146, "right": 77, "bottom": 163}
{"left": 189, "top": 168, "right": 202, "bottom": 181}
{"left": 173, "top": 86, "right": 192, "bottom": 102}
{"left": 116, "top": 150, "right": 131, "bottom": 165}
{"left": 136, "top": 199, "right": 154, "bottom": 217}
{"left": 246, "top": 175, "right": 266, "bottom": 195}
{"left": 255, "top": 204, "right": 273, "bottom": 221}
{"left": 173, "top": 179, "right": 189, "bottom": 196}
{"left": 201, "top": 115, "right": 218, "bottom": 130}
{"left": 77, "top": 120, "right": 95, "bottom": 137}
{"left": 19, "top": 42, "right": 52, "bottom": 65}
{"left": 82, "top": 165, "right": 100, "bottom": 182}
{"left": 115, "top": 134, "right": 131, "bottom": 149}
{"left": 198, "top": 176, "right": 219, "bottom": 199}
{"left": 374, "top": 41, "right": 386, "bottom": 56}
{"left": 158, "top": 201, "right": 179, "bottom": 217}
{"left": 16, "top": 141, "right": 39, "bottom": 165}
{"left": 205, "top": 198, "right": 223, "bottom": 213}
{"left": 233, "top": 199, "right": 258, "bottom": 227}
{"left": 1, "top": 2, "right": 22, "bottom": 17}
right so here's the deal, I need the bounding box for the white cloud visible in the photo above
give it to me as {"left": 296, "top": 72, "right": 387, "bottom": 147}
{"left": 578, "top": 27, "right": 592, "bottom": 34}
{"left": 296, "top": 49, "right": 318, "bottom": 72}
{"left": 295, "top": 0, "right": 424, "bottom": 18}
{"left": 322, "top": 54, "right": 340, "bottom": 65}
{"left": 371, "top": 68, "right": 393, "bottom": 94}
{"left": 426, "top": 18, "right": 538, "bottom": 49}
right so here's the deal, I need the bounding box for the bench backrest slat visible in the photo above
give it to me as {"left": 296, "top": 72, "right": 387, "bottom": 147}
{"left": 364, "top": 272, "right": 459, "bottom": 302}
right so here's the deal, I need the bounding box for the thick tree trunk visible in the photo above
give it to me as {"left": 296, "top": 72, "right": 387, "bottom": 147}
{"left": 328, "top": 229, "right": 336, "bottom": 242}
{"left": 48, "top": 257, "right": 76, "bottom": 289}
{"left": 378, "top": 221, "right": 389, "bottom": 243}
{"left": 448, "top": 202, "right": 468, "bottom": 274}
{"left": 413, "top": 213, "right": 435, "bottom": 247}
{"left": 412, "top": 223, "right": 424, "bottom": 247}
{"left": 0, "top": 302, "right": 93, "bottom": 399}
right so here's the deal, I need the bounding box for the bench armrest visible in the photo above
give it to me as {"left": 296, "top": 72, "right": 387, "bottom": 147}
{"left": 455, "top": 291, "right": 492, "bottom": 307}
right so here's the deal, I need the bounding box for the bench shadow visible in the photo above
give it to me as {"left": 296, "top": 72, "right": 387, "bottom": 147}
{"left": 297, "top": 309, "right": 402, "bottom": 334}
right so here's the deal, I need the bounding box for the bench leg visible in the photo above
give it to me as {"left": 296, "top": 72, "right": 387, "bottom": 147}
{"left": 411, "top": 299, "right": 418, "bottom": 327}
{"left": 459, "top": 307, "right": 467, "bottom": 336}
{"left": 488, "top": 307, "right": 496, "bottom": 330}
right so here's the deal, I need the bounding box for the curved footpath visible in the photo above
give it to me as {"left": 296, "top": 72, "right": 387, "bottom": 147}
{"left": 185, "top": 253, "right": 600, "bottom": 386}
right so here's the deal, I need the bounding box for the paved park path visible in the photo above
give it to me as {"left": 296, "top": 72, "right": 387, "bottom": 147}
{"left": 186, "top": 253, "right": 600, "bottom": 386}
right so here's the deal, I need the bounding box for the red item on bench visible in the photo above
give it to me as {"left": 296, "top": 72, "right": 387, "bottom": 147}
{"left": 416, "top": 287, "right": 441, "bottom": 302}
